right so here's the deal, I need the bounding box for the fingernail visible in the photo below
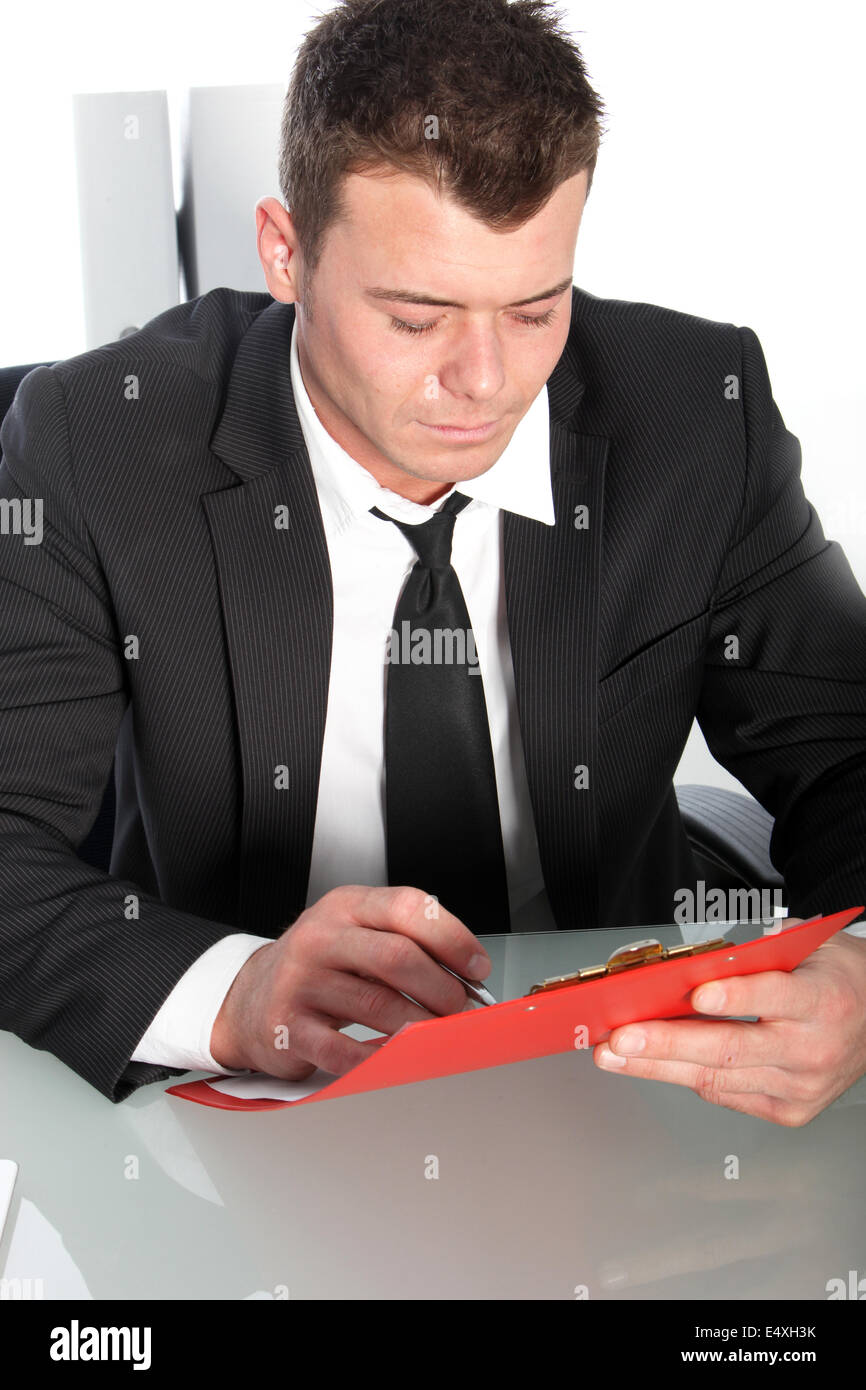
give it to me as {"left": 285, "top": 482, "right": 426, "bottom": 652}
{"left": 695, "top": 983, "right": 725, "bottom": 1012}
{"left": 468, "top": 952, "right": 491, "bottom": 978}
{"left": 597, "top": 1045, "right": 628, "bottom": 1069}
{"left": 614, "top": 1029, "right": 645, "bottom": 1054}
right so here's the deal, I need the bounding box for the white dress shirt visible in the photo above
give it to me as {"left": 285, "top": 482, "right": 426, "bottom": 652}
{"left": 131, "top": 314, "right": 557, "bottom": 1073}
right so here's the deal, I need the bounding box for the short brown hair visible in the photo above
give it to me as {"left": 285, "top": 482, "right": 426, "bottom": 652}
{"left": 278, "top": 0, "right": 605, "bottom": 285}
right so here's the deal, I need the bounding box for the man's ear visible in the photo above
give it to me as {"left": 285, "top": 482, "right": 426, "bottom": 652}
{"left": 256, "top": 196, "right": 303, "bottom": 304}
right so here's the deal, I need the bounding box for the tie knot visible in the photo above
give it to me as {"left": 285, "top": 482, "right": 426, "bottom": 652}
{"left": 371, "top": 491, "right": 471, "bottom": 569}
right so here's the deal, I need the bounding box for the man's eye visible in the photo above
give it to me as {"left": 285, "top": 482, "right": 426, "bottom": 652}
{"left": 390, "top": 318, "right": 438, "bottom": 336}
{"left": 389, "top": 308, "right": 558, "bottom": 336}
{"left": 514, "top": 308, "right": 558, "bottom": 328}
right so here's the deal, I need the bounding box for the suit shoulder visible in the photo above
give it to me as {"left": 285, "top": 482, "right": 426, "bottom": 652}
{"left": 553, "top": 285, "right": 756, "bottom": 446}
{"left": 569, "top": 284, "right": 740, "bottom": 350}
{"left": 4, "top": 290, "right": 281, "bottom": 504}
{"left": 562, "top": 285, "right": 747, "bottom": 416}
{"left": 49, "top": 287, "right": 276, "bottom": 394}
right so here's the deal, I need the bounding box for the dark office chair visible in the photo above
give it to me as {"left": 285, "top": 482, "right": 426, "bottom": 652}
{"left": 0, "top": 361, "right": 117, "bottom": 871}
{"left": 0, "top": 362, "right": 52, "bottom": 423}
{"left": 675, "top": 783, "right": 785, "bottom": 906}
{"left": 1, "top": 361, "right": 785, "bottom": 896}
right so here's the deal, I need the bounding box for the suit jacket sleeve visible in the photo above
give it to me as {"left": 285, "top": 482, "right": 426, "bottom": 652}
{"left": 0, "top": 365, "right": 238, "bottom": 1102}
{"left": 695, "top": 326, "right": 866, "bottom": 919}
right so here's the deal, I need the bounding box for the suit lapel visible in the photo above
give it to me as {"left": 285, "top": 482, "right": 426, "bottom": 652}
{"left": 504, "top": 329, "right": 608, "bottom": 929}
{"left": 203, "top": 300, "right": 332, "bottom": 932}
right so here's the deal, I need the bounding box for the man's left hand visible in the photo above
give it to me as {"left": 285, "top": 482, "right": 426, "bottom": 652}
{"left": 594, "top": 924, "right": 866, "bottom": 1125}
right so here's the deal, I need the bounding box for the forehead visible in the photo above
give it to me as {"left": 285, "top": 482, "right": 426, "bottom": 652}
{"left": 327, "top": 168, "right": 587, "bottom": 296}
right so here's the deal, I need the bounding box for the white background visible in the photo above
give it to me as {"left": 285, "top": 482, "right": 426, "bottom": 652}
{"left": 0, "top": 0, "right": 863, "bottom": 789}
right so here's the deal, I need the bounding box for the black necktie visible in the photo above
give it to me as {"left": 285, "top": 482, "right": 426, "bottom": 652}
{"left": 371, "top": 492, "right": 511, "bottom": 934}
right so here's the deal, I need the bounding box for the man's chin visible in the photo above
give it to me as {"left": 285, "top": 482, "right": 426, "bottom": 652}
{"left": 389, "top": 448, "right": 504, "bottom": 485}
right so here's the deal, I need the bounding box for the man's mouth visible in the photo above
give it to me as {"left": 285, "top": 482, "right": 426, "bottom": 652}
{"left": 417, "top": 419, "right": 500, "bottom": 441}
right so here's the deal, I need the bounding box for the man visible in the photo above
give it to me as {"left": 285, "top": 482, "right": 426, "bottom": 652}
{"left": 1, "top": 0, "right": 865, "bottom": 1123}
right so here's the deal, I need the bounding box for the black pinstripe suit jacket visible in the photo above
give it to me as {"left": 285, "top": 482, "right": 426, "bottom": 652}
{"left": 1, "top": 286, "right": 865, "bottom": 1101}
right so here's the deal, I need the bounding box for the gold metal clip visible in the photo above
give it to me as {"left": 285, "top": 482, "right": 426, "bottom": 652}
{"left": 527, "top": 936, "right": 730, "bottom": 995}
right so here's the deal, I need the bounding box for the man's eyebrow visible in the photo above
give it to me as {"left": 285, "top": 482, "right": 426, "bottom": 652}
{"left": 363, "top": 278, "right": 573, "bottom": 309}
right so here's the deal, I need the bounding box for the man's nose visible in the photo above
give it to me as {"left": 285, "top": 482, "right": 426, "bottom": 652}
{"left": 435, "top": 320, "right": 507, "bottom": 401}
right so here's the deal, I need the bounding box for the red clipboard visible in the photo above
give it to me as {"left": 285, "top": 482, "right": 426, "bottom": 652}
{"left": 167, "top": 905, "right": 863, "bottom": 1113}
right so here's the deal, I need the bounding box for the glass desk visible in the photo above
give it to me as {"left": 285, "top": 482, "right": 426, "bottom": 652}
{"left": 1, "top": 920, "right": 864, "bottom": 1300}
{"left": 474, "top": 915, "right": 773, "bottom": 1003}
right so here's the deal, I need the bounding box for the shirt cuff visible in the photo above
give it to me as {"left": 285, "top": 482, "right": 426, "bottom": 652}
{"left": 130, "top": 933, "right": 273, "bottom": 1074}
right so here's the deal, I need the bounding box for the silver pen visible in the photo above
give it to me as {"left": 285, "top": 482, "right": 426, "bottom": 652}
{"left": 439, "top": 963, "right": 498, "bottom": 1007}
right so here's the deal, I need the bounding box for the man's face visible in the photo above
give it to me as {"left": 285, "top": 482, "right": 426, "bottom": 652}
{"left": 260, "top": 168, "right": 587, "bottom": 502}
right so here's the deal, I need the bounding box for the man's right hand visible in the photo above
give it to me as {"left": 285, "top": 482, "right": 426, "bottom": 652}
{"left": 209, "top": 885, "right": 493, "bottom": 1079}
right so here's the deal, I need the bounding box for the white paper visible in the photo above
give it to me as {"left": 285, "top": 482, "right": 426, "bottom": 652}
{"left": 207, "top": 1070, "right": 338, "bottom": 1102}
{"left": 204, "top": 1022, "right": 395, "bottom": 1101}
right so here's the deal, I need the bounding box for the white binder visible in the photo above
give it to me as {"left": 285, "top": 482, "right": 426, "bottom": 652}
{"left": 72, "top": 90, "right": 180, "bottom": 349}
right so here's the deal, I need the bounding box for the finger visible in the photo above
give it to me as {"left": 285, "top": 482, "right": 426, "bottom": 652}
{"left": 329, "top": 884, "right": 493, "bottom": 977}
{"left": 276, "top": 1012, "right": 387, "bottom": 1078}
{"left": 304, "top": 966, "right": 444, "bottom": 1036}
{"left": 594, "top": 1045, "right": 803, "bottom": 1101}
{"left": 296, "top": 921, "right": 470, "bottom": 1018}
{"left": 689, "top": 965, "right": 820, "bottom": 1023}
{"left": 605, "top": 1016, "right": 807, "bottom": 1072}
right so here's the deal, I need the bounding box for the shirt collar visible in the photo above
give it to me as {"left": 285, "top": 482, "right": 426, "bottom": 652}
{"left": 289, "top": 314, "right": 555, "bottom": 538}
